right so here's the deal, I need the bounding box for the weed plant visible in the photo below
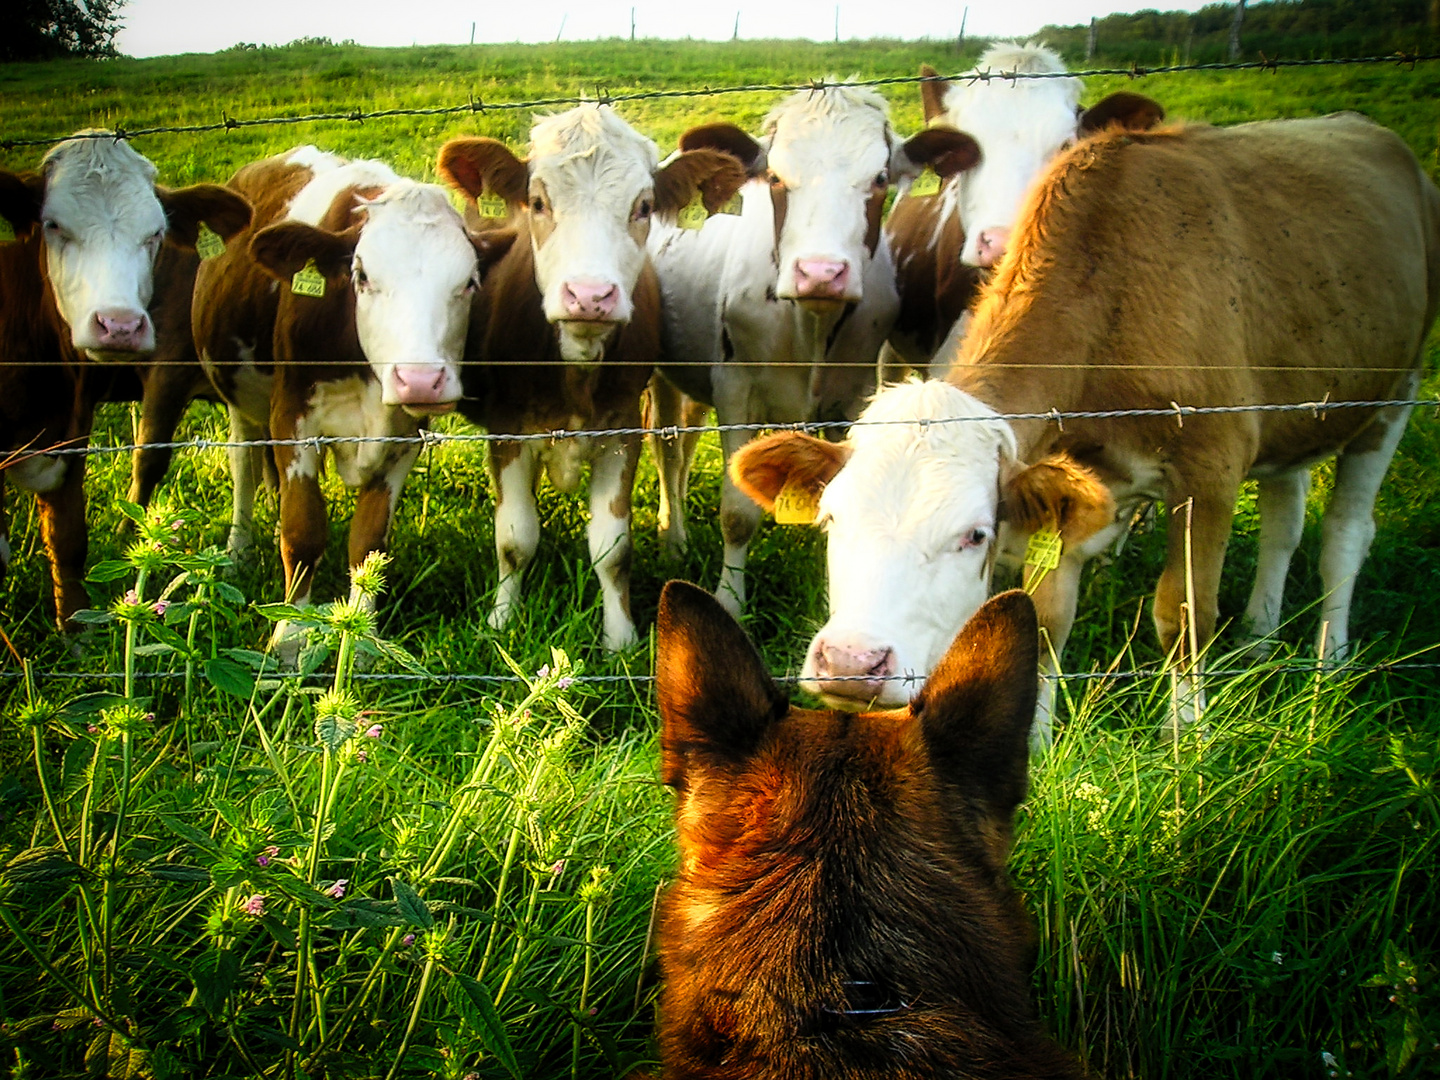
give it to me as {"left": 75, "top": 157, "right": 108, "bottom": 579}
{"left": 2, "top": 39, "right": 1439, "bottom": 1080}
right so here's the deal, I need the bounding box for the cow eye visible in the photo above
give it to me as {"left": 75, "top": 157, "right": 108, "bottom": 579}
{"left": 874, "top": 170, "right": 889, "bottom": 187}
{"left": 531, "top": 196, "right": 548, "bottom": 215}
{"left": 767, "top": 171, "right": 783, "bottom": 187}
{"left": 632, "top": 198, "right": 652, "bottom": 222}
{"left": 353, "top": 264, "right": 369, "bottom": 290}
{"left": 956, "top": 525, "right": 993, "bottom": 551}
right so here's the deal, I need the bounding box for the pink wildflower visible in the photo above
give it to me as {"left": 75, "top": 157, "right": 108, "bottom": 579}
{"left": 557, "top": 676, "right": 573, "bottom": 690}
{"left": 537, "top": 664, "right": 550, "bottom": 679}
{"left": 153, "top": 598, "right": 168, "bottom": 616}
{"left": 323, "top": 879, "right": 349, "bottom": 899}
{"left": 241, "top": 894, "right": 266, "bottom": 916}
{"left": 255, "top": 845, "right": 279, "bottom": 867}
{"left": 124, "top": 588, "right": 138, "bottom": 605}
{"left": 356, "top": 750, "right": 368, "bottom": 763}
{"left": 402, "top": 933, "right": 416, "bottom": 946}
{"left": 364, "top": 724, "right": 383, "bottom": 738}
{"left": 171, "top": 519, "right": 183, "bottom": 530}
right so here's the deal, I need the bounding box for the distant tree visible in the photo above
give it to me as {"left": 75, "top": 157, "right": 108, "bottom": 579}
{"left": 1, "top": 0, "right": 127, "bottom": 62}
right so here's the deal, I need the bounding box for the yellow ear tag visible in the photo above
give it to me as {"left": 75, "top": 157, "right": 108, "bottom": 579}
{"left": 194, "top": 221, "right": 225, "bottom": 259}
{"left": 677, "top": 191, "right": 709, "bottom": 230}
{"left": 1023, "top": 527, "right": 1063, "bottom": 593}
{"left": 909, "top": 165, "right": 942, "bottom": 197}
{"left": 291, "top": 258, "right": 326, "bottom": 298}
{"left": 0, "top": 217, "right": 15, "bottom": 243}
{"left": 717, "top": 191, "right": 743, "bottom": 216}
{"left": 773, "top": 481, "right": 821, "bottom": 525}
{"left": 477, "top": 192, "right": 508, "bottom": 219}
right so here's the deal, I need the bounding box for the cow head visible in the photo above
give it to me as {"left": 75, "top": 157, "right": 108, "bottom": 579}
{"left": 0, "top": 131, "right": 251, "bottom": 359}
{"left": 919, "top": 43, "right": 1163, "bottom": 268}
{"left": 250, "top": 180, "right": 514, "bottom": 416}
{"left": 438, "top": 105, "right": 747, "bottom": 363}
{"left": 688, "top": 85, "right": 978, "bottom": 309}
{"left": 730, "top": 379, "right": 1113, "bottom": 708}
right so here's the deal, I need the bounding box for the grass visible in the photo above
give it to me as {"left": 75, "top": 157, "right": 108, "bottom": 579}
{"left": 1, "top": 37, "right": 1439, "bottom": 1080}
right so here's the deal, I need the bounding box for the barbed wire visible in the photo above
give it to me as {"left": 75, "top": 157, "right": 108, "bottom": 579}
{"left": 16, "top": 396, "right": 1433, "bottom": 462}
{"left": 3, "top": 52, "right": 1438, "bottom": 153}
{"left": 5, "top": 658, "right": 1439, "bottom": 688}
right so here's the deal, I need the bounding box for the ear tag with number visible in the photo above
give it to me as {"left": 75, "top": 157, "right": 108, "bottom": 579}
{"left": 291, "top": 258, "right": 326, "bottom": 298}
{"left": 1024, "top": 527, "right": 1063, "bottom": 572}
{"left": 773, "top": 481, "right": 821, "bottom": 525}
{"left": 0, "top": 217, "right": 15, "bottom": 243}
{"left": 717, "top": 191, "right": 743, "bottom": 216}
{"left": 477, "top": 192, "right": 508, "bottom": 219}
{"left": 909, "top": 165, "right": 942, "bottom": 197}
{"left": 677, "top": 191, "right": 709, "bottom": 231}
{"left": 194, "top": 222, "right": 225, "bottom": 259}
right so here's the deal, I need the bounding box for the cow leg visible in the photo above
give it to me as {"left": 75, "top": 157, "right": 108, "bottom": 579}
{"left": 36, "top": 456, "right": 90, "bottom": 630}
{"left": 588, "top": 434, "right": 640, "bottom": 651}
{"left": 646, "top": 374, "right": 705, "bottom": 559}
{"left": 128, "top": 364, "right": 199, "bottom": 507}
{"left": 488, "top": 441, "right": 540, "bottom": 633}
{"left": 271, "top": 439, "right": 327, "bottom": 663}
{"left": 1153, "top": 488, "right": 1237, "bottom": 733}
{"left": 1240, "top": 469, "right": 1310, "bottom": 654}
{"left": 346, "top": 448, "right": 419, "bottom": 608}
{"left": 1024, "top": 552, "right": 1085, "bottom": 749}
{"left": 225, "top": 406, "right": 268, "bottom": 564}
{"left": 716, "top": 424, "right": 764, "bottom": 617}
{"left": 1318, "top": 393, "right": 1414, "bottom": 661}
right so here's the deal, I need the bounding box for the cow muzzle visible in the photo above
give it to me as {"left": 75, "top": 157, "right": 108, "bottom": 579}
{"left": 791, "top": 258, "right": 852, "bottom": 301}
{"left": 388, "top": 364, "right": 459, "bottom": 416}
{"left": 560, "top": 279, "right": 621, "bottom": 322}
{"left": 803, "top": 630, "right": 901, "bottom": 707}
{"left": 972, "top": 226, "right": 1012, "bottom": 269}
{"left": 80, "top": 307, "right": 153, "bottom": 356}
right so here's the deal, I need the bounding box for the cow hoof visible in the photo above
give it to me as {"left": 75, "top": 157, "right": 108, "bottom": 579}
{"left": 486, "top": 604, "right": 513, "bottom": 633}
{"left": 270, "top": 621, "right": 307, "bottom": 668}
{"left": 604, "top": 621, "right": 639, "bottom": 653}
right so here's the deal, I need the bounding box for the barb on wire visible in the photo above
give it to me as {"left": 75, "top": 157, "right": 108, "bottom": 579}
{"left": 25, "top": 396, "right": 1438, "bottom": 461}
{"left": 3, "top": 52, "right": 1438, "bottom": 153}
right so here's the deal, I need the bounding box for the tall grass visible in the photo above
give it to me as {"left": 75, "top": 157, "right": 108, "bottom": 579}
{"left": 2, "top": 40, "right": 1439, "bottom": 1079}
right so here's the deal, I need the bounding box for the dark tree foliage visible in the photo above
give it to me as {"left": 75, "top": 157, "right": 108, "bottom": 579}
{"left": 1, "top": 0, "right": 127, "bottom": 62}
{"left": 1039, "top": 0, "right": 1437, "bottom": 65}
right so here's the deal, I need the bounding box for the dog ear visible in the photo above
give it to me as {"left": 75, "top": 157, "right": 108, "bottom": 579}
{"left": 655, "top": 580, "right": 788, "bottom": 790}
{"left": 911, "top": 590, "right": 1038, "bottom": 821}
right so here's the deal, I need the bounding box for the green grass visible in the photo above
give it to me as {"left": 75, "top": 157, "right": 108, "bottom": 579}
{"left": 2, "top": 39, "right": 1440, "bottom": 1080}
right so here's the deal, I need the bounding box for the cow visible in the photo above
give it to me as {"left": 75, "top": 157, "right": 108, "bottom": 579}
{"left": 436, "top": 104, "right": 747, "bottom": 651}
{"left": 731, "top": 114, "right": 1440, "bottom": 741}
{"left": 0, "top": 131, "right": 250, "bottom": 629}
{"left": 651, "top": 581, "right": 1081, "bottom": 1079}
{"left": 645, "top": 84, "right": 980, "bottom": 615}
{"left": 885, "top": 42, "right": 1164, "bottom": 373}
{"left": 193, "top": 146, "right": 510, "bottom": 655}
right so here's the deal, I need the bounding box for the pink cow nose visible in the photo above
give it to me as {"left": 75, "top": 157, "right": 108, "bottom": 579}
{"left": 809, "top": 635, "right": 897, "bottom": 702}
{"left": 793, "top": 258, "right": 851, "bottom": 299}
{"left": 392, "top": 364, "right": 452, "bottom": 405}
{"left": 974, "top": 227, "right": 1012, "bottom": 268}
{"left": 561, "top": 280, "right": 619, "bottom": 321}
{"left": 91, "top": 308, "right": 149, "bottom": 350}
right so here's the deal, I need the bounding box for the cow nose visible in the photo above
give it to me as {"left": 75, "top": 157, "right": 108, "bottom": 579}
{"left": 974, "top": 227, "right": 1011, "bottom": 268}
{"left": 561, "top": 280, "right": 619, "bottom": 320}
{"left": 793, "top": 258, "right": 851, "bottom": 299}
{"left": 391, "top": 364, "right": 456, "bottom": 408}
{"left": 92, "top": 308, "right": 149, "bottom": 349}
{"left": 810, "top": 635, "right": 896, "bottom": 702}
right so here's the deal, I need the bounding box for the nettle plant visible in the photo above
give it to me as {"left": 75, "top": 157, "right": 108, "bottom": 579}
{"left": 3, "top": 505, "right": 632, "bottom": 1078}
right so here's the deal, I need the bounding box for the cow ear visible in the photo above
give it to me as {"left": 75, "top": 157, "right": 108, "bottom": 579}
{"left": 728, "top": 431, "right": 850, "bottom": 513}
{"left": 1001, "top": 452, "right": 1115, "bottom": 546}
{"left": 654, "top": 149, "right": 749, "bottom": 218}
{"left": 1079, "top": 92, "right": 1166, "bottom": 135}
{"left": 678, "top": 123, "right": 766, "bottom": 175}
{"left": 0, "top": 170, "right": 44, "bottom": 237}
{"left": 911, "top": 589, "right": 1038, "bottom": 822}
{"left": 895, "top": 125, "right": 981, "bottom": 180}
{"left": 471, "top": 227, "right": 518, "bottom": 277}
{"left": 157, "top": 183, "right": 253, "bottom": 249}
{"left": 249, "top": 221, "right": 360, "bottom": 284}
{"left": 919, "top": 63, "right": 951, "bottom": 124}
{"left": 437, "top": 137, "right": 529, "bottom": 210}
{"left": 656, "top": 580, "right": 788, "bottom": 791}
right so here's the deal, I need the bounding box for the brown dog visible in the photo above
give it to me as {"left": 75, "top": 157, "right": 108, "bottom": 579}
{"left": 651, "top": 581, "right": 1084, "bottom": 1079}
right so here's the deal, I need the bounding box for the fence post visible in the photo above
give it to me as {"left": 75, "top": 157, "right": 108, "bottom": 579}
{"left": 957, "top": 6, "right": 967, "bottom": 51}
{"left": 1086, "top": 17, "right": 1097, "bottom": 62}
{"left": 1228, "top": 0, "right": 1246, "bottom": 61}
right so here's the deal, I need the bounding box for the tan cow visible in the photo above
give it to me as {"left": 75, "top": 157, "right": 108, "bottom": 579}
{"left": 733, "top": 114, "right": 1440, "bottom": 740}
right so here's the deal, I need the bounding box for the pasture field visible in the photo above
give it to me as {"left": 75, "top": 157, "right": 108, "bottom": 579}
{"left": 2, "top": 38, "right": 1440, "bottom": 1079}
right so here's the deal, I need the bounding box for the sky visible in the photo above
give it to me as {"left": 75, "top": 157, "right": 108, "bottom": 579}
{"left": 114, "top": 1, "right": 1211, "bottom": 58}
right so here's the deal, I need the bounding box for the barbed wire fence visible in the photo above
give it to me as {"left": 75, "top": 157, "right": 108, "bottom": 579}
{"left": 4, "top": 49, "right": 1440, "bottom": 696}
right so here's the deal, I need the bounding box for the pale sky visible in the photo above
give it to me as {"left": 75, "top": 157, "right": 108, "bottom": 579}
{"left": 115, "top": 1, "right": 1210, "bottom": 58}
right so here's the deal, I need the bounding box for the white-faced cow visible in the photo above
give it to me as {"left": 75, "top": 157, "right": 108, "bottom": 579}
{"left": 193, "top": 146, "right": 509, "bottom": 655}
{"left": 0, "top": 132, "right": 250, "bottom": 628}
{"left": 885, "top": 42, "right": 1164, "bottom": 372}
{"left": 646, "top": 84, "right": 980, "bottom": 615}
{"left": 733, "top": 114, "right": 1440, "bottom": 741}
{"left": 437, "top": 105, "right": 747, "bottom": 651}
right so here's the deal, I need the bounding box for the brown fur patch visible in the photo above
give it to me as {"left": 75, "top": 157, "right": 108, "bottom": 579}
{"left": 437, "top": 137, "right": 529, "bottom": 209}
{"left": 654, "top": 149, "right": 748, "bottom": 219}
{"left": 249, "top": 219, "right": 361, "bottom": 283}
{"left": 678, "top": 123, "right": 766, "bottom": 174}
{"left": 157, "top": 183, "right": 253, "bottom": 249}
{"left": 1078, "top": 91, "right": 1166, "bottom": 136}
{"left": 1001, "top": 453, "right": 1116, "bottom": 546}
{"left": 918, "top": 64, "right": 949, "bottom": 124}
{"left": 728, "top": 431, "right": 850, "bottom": 512}
{"left": 901, "top": 126, "right": 981, "bottom": 178}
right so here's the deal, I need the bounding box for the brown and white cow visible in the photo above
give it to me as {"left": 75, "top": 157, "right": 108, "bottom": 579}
{"left": 733, "top": 114, "right": 1440, "bottom": 741}
{"left": 438, "top": 105, "right": 747, "bottom": 650}
{"left": 885, "top": 42, "right": 1164, "bottom": 372}
{"left": 646, "top": 85, "right": 979, "bottom": 614}
{"left": 193, "top": 146, "right": 509, "bottom": 655}
{"left": 0, "top": 132, "right": 250, "bottom": 628}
